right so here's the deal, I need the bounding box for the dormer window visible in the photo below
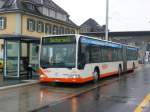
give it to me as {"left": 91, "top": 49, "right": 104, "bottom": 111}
{"left": 56, "top": 12, "right": 67, "bottom": 21}
{"left": 62, "top": 15, "right": 67, "bottom": 21}
{"left": 27, "top": 4, "right": 35, "bottom": 10}
{"left": 49, "top": 9, "right": 56, "bottom": 18}
{"left": 23, "top": 2, "right": 36, "bottom": 11}
{"left": 43, "top": 7, "right": 49, "bottom": 16}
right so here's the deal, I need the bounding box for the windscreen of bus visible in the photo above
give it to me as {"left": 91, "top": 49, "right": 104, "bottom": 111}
{"left": 40, "top": 35, "right": 76, "bottom": 68}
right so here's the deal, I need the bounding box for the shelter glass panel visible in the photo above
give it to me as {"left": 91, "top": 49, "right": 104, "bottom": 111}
{"left": 5, "top": 41, "right": 19, "bottom": 77}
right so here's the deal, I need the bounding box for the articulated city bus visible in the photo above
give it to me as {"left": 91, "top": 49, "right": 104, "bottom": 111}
{"left": 38, "top": 34, "right": 138, "bottom": 83}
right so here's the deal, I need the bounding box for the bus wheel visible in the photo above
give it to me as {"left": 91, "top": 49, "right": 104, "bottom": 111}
{"left": 93, "top": 69, "right": 99, "bottom": 83}
{"left": 118, "top": 66, "right": 122, "bottom": 76}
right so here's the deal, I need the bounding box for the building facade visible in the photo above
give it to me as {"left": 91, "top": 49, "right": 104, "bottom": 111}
{"left": 0, "top": 0, "right": 79, "bottom": 38}
{"left": 0, "top": 0, "right": 79, "bottom": 79}
{"left": 80, "top": 18, "right": 105, "bottom": 37}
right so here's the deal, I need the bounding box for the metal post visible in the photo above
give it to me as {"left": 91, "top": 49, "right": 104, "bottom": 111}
{"left": 105, "top": 0, "right": 109, "bottom": 40}
{"left": 4, "top": 40, "right": 6, "bottom": 77}
{"left": 38, "top": 38, "right": 42, "bottom": 68}
{"left": 17, "top": 41, "right": 20, "bottom": 78}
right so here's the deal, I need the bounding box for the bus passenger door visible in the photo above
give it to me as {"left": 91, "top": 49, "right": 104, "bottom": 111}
{"left": 122, "top": 46, "right": 127, "bottom": 72}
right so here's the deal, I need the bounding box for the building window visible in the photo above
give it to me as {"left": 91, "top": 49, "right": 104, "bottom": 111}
{"left": 27, "top": 18, "right": 35, "bottom": 31}
{"left": 65, "top": 28, "right": 70, "bottom": 34}
{"left": 45, "top": 23, "right": 52, "bottom": 34}
{"left": 53, "top": 25, "right": 58, "bottom": 34}
{"left": 68, "top": 29, "right": 71, "bottom": 34}
{"left": 71, "top": 29, "right": 75, "bottom": 34}
{"left": 37, "top": 21, "right": 44, "bottom": 33}
{"left": 59, "top": 27, "right": 64, "bottom": 34}
{"left": 0, "top": 17, "right": 6, "bottom": 30}
{"left": 80, "top": 28, "right": 85, "bottom": 33}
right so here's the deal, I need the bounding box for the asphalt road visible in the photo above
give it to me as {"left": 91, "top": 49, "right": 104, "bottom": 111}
{"left": 0, "top": 64, "right": 150, "bottom": 112}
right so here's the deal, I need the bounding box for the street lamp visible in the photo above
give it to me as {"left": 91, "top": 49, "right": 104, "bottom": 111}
{"left": 105, "top": 0, "right": 109, "bottom": 40}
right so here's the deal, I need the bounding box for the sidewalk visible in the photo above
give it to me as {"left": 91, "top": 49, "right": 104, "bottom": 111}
{"left": 0, "top": 75, "right": 39, "bottom": 90}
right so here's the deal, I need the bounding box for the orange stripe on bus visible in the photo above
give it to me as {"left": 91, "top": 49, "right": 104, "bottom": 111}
{"left": 100, "top": 71, "right": 118, "bottom": 78}
{"left": 40, "top": 77, "right": 93, "bottom": 83}
{"left": 40, "top": 71, "right": 119, "bottom": 83}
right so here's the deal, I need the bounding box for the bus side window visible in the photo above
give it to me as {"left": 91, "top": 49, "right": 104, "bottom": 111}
{"left": 85, "top": 46, "right": 90, "bottom": 63}
{"left": 78, "top": 43, "right": 87, "bottom": 69}
{"left": 78, "top": 53, "right": 86, "bottom": 69}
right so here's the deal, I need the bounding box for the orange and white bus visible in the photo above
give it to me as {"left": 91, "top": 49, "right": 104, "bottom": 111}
{"left": 38, "top": 34, "right": 138, "bottom": 83}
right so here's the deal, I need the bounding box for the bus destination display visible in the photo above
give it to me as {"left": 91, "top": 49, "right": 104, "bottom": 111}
{"left": 42, "top": 36, "right": 75, "bottom": 44}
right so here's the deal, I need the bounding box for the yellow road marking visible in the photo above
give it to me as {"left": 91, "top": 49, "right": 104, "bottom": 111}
{"left": 134, "top": 93, "right": 150, "bottom": 112}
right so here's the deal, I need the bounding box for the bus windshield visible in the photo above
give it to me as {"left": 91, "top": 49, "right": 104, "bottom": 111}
{"left": 40, "top": 36, "right": 76, "bottom": 68}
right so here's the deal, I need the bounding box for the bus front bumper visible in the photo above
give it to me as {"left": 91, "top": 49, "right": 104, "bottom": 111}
{"left": 40, "top": 77, "right": 93, "bottom": 84}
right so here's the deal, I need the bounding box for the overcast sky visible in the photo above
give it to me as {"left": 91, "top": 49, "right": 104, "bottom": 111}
{"left": 53, "top": 0, "right": 150, "bottom": 31}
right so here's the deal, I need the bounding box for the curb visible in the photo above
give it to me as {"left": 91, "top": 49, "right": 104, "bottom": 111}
{"left": 0, "top": 80, "right": 40, "bottom": 90}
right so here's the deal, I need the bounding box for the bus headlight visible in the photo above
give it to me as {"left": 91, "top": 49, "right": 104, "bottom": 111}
{"left": 68, "top": 74, "right": 80, "bottom": 78}
{"left": 40, "top": 74, "right": 46, "bottom": 78}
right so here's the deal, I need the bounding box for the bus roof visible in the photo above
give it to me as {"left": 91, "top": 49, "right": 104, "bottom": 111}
{"left": 42, "top": 34, "right": 138, "bottom": 49}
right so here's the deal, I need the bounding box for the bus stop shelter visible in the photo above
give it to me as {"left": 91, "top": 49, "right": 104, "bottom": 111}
{"left": 0, "top": 34, "right": 40, "bottom": 79}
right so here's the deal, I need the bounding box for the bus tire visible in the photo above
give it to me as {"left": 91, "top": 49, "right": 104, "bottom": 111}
{"left": 93, "top": 68, "right": 99, "bottom": 83}
{"left": 118, "top": 65, "right": 122, "bottom": 76}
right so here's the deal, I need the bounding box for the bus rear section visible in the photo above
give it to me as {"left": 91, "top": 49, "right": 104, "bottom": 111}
{"left": 126, "top": 47, "right": 139, "bottom": 71}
